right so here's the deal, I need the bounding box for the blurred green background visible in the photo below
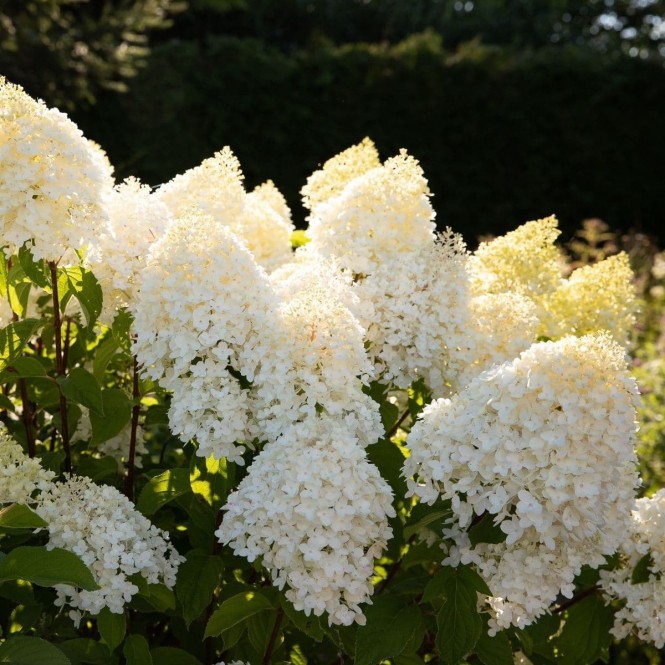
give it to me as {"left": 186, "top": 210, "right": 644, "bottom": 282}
{"left": 2, "top": 0, "right": 664, "bottom": 239}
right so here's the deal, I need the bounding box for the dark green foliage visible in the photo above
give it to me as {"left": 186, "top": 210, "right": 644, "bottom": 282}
{"left": 76, "top": 34, "right": 665, "bottom": 243}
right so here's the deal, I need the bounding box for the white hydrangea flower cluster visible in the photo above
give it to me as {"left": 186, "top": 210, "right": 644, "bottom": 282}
{"left": 216, "top": 417, "right": 394, "bottom": 626}
{"left": 156, "top": 148, "right": 293, "bottom": 271}
{"left": 353, "top": 230, "right": 472, "bottom": 397}
{"left": 34, "top": 475, "right": 183, "bottom": 622}
{"left": 600, "top": 489, "right": 665, "bottom": 648}
{"left": 87, "top": 176, "right": 173, "bottom": 323}
{"left": 0, "top": 428, "right": 54, "bottom": 504}
{"left": 404, "top": 333, "right": 640, "bottom": 632}
{"left": 132, "top": 211, "right": 279, "bottom": 463}
{"left": 0, "top": 77, "right": 113, "bottom": 262}
{"left": 306, "top": 150, "right": 436, "bottom": 275}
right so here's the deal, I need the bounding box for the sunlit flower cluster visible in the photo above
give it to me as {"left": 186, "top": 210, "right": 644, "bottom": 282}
{"left": 600, "top": 489, "right": 665, "bottom": 648}
{"left": 0, "top": 77, "right": 113, "bottom": 262}
{"left": 35, "top": 475, "right": 183, "bottom": 623}
{"left": 216, "top": 417, "right": 394, "bottom": 626}
{"left": 405, "top": 334, "right": 640, "bottom": 631}
{"left": 0, "top": 428, "right": 54, "bottom": 504}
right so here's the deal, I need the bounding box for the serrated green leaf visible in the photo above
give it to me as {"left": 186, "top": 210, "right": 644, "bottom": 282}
{"left": 58, "top": 638, "right": 111, "bottom": 665}
{"left": 355, "top": 594, "right": 422, "bottom": 665}
{"left": 92, "top": 337, "right": 120, "bottom": 382}
{"left": 475, "top": 630, "right": 513, "bottom": 665}
{"left": 138, "top": 582, "right": 176, "bottom": 612}
{"left": 0, "top": 357, "right": 48, "bottom": 381}
{"left": 176, "top": 549, "right": 224, "bottom": 627}
{"left": 123, "top": 635, "right": 152, "bottom": 665}
{"left": 367, "top": 438, "right": 407, "bottom": 496}
{"left": 18, "top": 246, "right": 50, "bottom": 289}
{"left": 77, "top": 455, "right": 119, "bottom": 482}
{"left": 0, "top": 636, "right": 71, "bottom": 664}
{"left": 0, "top": 253, "right": 8, "bottom": 298}
{"left": 556, "top": 595, "right": 613, "bottom": 665}
{"left": 0, "top": 319, "right": 40, "bottom": 372}
{"left": 403, "top": 507, "right": 452, "bottom": 541}
{"left": 111, "top": 310, "right": 133, "bottom": 355}
{"left": 0, "top": 546, "right": 99, "bottom": 590}
{"left": 468, "top": 513, "right": 507, "bottom": 546}
{"left": 0, "top": 504, "right": 48, "bottom": 530}
{"left": 58, "top": 367, "right": 104, "bottom": 416}
{"left": 190, "top": 455, "right": 230, "bottom": 510}
{"left": 90, "top": 389, "right": 131, "bottom": 445}
{"left": 247, "top": 609, "right": 275, "bottom": 655}
{"left": 280, "top": 595, "right": 325, "bottom": 642}
{"left": 59, "top": 267, "right": 103, "bottom": 329}
{"left": 204, "top": 591, "right": 275, "bottom": 638}
{"left": 97, "top": 607, "right": 126, "bottom": 651}
{"left": 7, "top": 267, "right": 32, "bottom": 319}
{"left": 436, "top": 567, "right": 483, "bottom": 665}
{"left": 150, "top": 647, "right": 202, "bottom": 665}
{"left": 137, "top": 469, "right": 192, "bottom": 515}
{"left": 631, "top": 552, "right": 654, "bottom": 584}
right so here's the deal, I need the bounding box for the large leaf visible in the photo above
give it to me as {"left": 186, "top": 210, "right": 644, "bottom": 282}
{"left": 90, "top": 389, "right": 131, "bottom": 445}
{"left": 97, "top": 607, "right": 126, "bottom": 651}
{"left": 57, "top": 639, "right": 111, "bottom": 665}
{"left": 58, "top": 267, "right": 103, "bottom": 329}
{"left": 435, "top": 567, "right": 484, "bottom": 665}
{"left": 175, "top": 549, "right": 224, "bottom": 627}
{"left": 111, "top": 310, "right": 133, "bottom": 355}
{"left": 18, "top": 246, "right": 49, "bottom": 289}
{"left": 150, "top": 648, "right": 202, "bottom": 665}
{"left": 475, "top": 629, "right": 513, "bottom": 665}
{"left": 137, "top": 469, "right": 192, "bottom": 515}
{"left": 189, "top": 455, "right": 231, "bottom": 510}
{"left": 556, "top": 595, "right": 614, "bottom": 665}
{"left": 0, "top": 357, "right": 48, "bottom": 382}
{"left": 123, "top": 635, "right": 152, "bottom": 665}
{"left": 0, "top": 636, "right": 71, "bottom": 664}
{"left": 0, "top": 319, "right": 40, "bottom": 372}
{"left": 204, "top": 591, "right": 275, "bottom": 638}
{"left": 0, "top": 546, "right": 99, "bottom": 590}
{"left": 0, "top": 504, "right": 48, "bottom": 530}
{"left": 355, "top": 594, "right": 422, "bottom": 665}
{"left": 58, "top": 367, "right": 104, "bottom": 416}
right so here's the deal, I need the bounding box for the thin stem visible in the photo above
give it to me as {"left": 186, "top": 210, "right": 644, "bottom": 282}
{"left": 552, "top": 585, "right": 599, "bottom": 614}
{"left": 262, "top": 607, "right": 284, "bottom": 665}
{"left": 124, "top": 354, "right": 141, "bottom": 501}
{"left": 11, "top": 311, "right": 36, "bottom": 457}
{"left": 386, "top": 408, "right": 410, "bottom": 440}
{"left": 49, "top": 262, "right": 71, "bottom": 474}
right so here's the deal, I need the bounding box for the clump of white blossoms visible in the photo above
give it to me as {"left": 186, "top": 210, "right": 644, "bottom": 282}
{"left": 353, "top": 230, "right": 472, "bottom": 397}
{"left": 132, "top": 210, "right": 279, "bottom": 462}
{"left": 0, "top": 77, "right": 113, "bottom": 262}
{"left": 156, "top": 148, "right": 293, "bottom": 271}
{"left": 34, "top": 475, "right": 183, "bottom": 623}
{"left": 0, "top": 428, "right": 54, "bottom": 504}
{"left": 306, "top": 149, "right": 436, "bottom": 275}
{"left": 216, "top": 416, "right": 395, "bottom": 626}
{"left": 600, "top": 489, "right": 665, "bottom": 648}
{"left": 404, "top": 333, "right": 640, "bottom": 632}
{"left": 87, "top": 176, "right": 173, "bottom": 323}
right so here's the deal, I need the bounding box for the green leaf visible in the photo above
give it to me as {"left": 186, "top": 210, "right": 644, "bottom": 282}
{"left": 0, "top": 546, "right": 99, "bottom": 590}
{"left": 57, "top": 639, "right": 111, "bottom": 665}
{"left": 0, "top": 357, "right": 47, "bottom": 381}
{"left": 90, "top": 389, "right": 131, "bottom": 445}
{"left": 0, "top": 504, "right": 48, "bottom": 530}
{"left": 137, "top": 582, "right": 176, "bottom": 612}
{"left": 18, "top": 246, "right": 49, "bottom": 289}
{"left": 475, "top": 630, "right": 513, "bottom": 665}
{"left": 77, "top": 455, "right": 119, "bottom": 482}
{"left": 97, "top": 607, "right": 126, "bottom": 651}
{"left": 0, "top": 252, "right": 8, "bottom": 298}
{"left": 367, "top": 438, "right": 407, "bottom": 496}
{"left": 0, "top": 636, "right": 71, "bottom": 664}
{"left": 280, "top": 595, "right": 325, "bottom": 642}
{"left": 556, "top": 595, "right": 614, "bottom": 665}
{"left": 631, "top": 553, "right": 654, "bottom": 584}
{"left": 59, "top": 267, "right": 103, "bottom": 329}
{"left": 123, "top": 635, "right": 152, "bottom": 665}
{"left": 150, "top": 648, "right": 202, "bottom": 665}
{"left": 7, "top": 270, "right": 32, "bottom": 319}
{"left": 190, "top": 455, "right": 230, "bottom": 509}
{"left": 92, "top": 337, "right": 120, "bottom": 382}
{"left": 403, "top": 506, "right": 452, "bottom": 541}
{"left": 204, "top": 591, "right": 275, "bottom": 638}
{"left": 111, "top": 310, "right": 133, "bottom": 355}
{"left": 380, "top": 399, "right": 400, "bottom": 432}
{"left": 0, "top": 319, "right": 40, "bottom": 372}
{"left": 58, "top": 367, "right": 104, "bottom": 416}
{"left": 355, "top": 594, "right": 422, "bottom": 665}
{"left": 468, "top": 513, "right": 507, "bottom": 546}
{"left": 436, "top": 567, "right": 484, "bottom": 665}
{"left": 137, "top": 468, "right": 192, "bottom": 515}
{"left": 176, "top": 549, "right": 224, "bottom": 627}
{"left": 408, "top": 378, "right": 431, "bottom": 419}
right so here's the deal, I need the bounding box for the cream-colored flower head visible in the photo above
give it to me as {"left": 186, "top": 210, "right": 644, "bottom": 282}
{"left": 405, "top": 333, "right": 640, "bottom": 632}
{"left": 542, "top": 252, "right": 637, "bottom": 346}
{"left": 0, "top": 77, "right": 113, "bottom": 262}
{"left": 301, "top": 137, "right": 380, "bottom": 215}
{"left": 155, "top": 146, "right": 246, "bottom": 225}
{"left": 87, "top": 176, "right": 173, "bottom": 323}
{"left": 217, "top": 416, "right": 394, "bottom": 626}
{"left": 468, "top": 216, "right": 561, "bottom": 300}
{"left": 0, "top": 428, "right": 55, "bottom": 504}
{"left": 306, "top": 149, "right": 436, "bottom": 274}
